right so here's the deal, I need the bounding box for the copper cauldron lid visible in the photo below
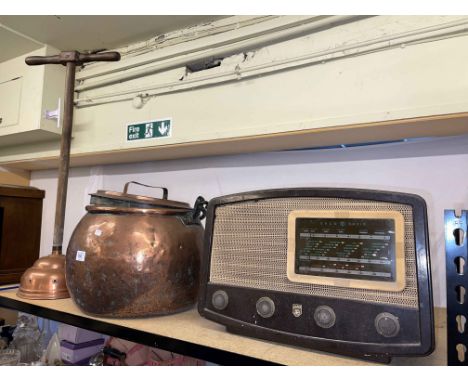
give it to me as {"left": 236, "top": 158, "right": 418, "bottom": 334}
{"left": 90, "top": 181, "right": 191, "bottom": 210}
{"left": 17, "top": 250, "right": 70, "bottom": 300}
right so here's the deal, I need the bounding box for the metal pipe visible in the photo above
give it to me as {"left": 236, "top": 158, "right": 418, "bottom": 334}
{"left": 76, "top": 18, "right": 468, "bottom": 108}
{"left": 75, "top": 15, "right": 363, "bottom": 92}
{"left": 52, "top": 61, "right": 76, "bottom": 253}
{"left": 76, "top": 16, "right": 277, "bottom": 80}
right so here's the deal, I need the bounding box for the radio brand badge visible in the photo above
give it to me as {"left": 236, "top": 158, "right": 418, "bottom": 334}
{"left": 292, "top": 304, "right": 303, "bottom": 318}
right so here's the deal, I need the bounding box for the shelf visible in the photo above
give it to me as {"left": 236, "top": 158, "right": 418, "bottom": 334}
{"left": 3, "top": 112, "right": 468, "bottom": 171}
{"left": 0, "top": 285, "right": 447, "bottom": 366}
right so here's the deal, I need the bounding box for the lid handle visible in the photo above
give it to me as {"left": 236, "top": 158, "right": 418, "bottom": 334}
{"left": 123, "top": 181, "right": 168, "bottom": 199}
{"left": 193, "top": 196, "right": 208, "bottom": 220}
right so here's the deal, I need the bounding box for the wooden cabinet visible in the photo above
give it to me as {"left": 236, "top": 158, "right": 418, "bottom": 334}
{"left": 0, "top": 185, "right": 44, "bottom": 285}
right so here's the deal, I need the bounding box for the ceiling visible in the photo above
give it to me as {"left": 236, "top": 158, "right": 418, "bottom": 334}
{"left": 0, "top": 25, "right": 43, "bottom": 63}
{"left": 0, "top": 15, "right": 227, "bottom": 63}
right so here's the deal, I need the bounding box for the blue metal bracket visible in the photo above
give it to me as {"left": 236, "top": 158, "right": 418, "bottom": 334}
{"left": 445, "top": 210, "right": 468, "bottom": 365}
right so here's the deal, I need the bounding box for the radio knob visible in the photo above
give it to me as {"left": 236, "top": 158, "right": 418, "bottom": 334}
{"left": 256, "top": 297, "right": 275, "bottom": 318}
{"left": 314, "top": 305, "right": 336, "bottom": 328}
{"left": 375, "top": 313, "right": 400, "bottom": 338}
{"left": 211, "top": 290, "right": 229, "bottom": 310}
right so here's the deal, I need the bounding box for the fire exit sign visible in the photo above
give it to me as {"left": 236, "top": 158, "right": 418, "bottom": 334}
{"left": 127, "top": 119, "right": 172, "bottom": 141}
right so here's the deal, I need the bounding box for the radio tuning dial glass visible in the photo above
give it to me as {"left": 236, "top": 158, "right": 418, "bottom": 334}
{"left": 287, "top": 210, "right": 406, "bottom": 292}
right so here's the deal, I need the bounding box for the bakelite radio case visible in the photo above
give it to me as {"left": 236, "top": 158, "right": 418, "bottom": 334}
{"left": 198, "top": 188, "right": 434, "bottom": 363}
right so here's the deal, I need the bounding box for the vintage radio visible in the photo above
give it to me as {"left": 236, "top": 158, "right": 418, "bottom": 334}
{"left": 198, "top": 188, "right": 434, "bottom": 362}
{"left": 0, "top": 185, "right": 45, "bottom": 285}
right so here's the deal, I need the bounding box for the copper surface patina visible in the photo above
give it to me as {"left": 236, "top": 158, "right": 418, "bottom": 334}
{"left": 65, "top": 182, "right": 207, "bottom": 317}
{"left": 17, "top": 250, "right": 69, "bottom": 299}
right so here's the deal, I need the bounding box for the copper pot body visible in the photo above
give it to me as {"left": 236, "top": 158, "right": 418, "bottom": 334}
{"left": 65, "top": 207, "right": 203, "bottom": 317}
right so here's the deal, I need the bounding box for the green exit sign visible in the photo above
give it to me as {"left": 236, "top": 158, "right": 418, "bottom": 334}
{"left": 127, "top": 118, "right": 172, "bottom": 141}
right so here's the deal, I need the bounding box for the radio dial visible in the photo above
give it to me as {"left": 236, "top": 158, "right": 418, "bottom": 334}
{"left": 256, "top": 297, "right": 275, "bottom": 318}
{"left": 212, "top": 290, "right": 229, "bottom": 310}
{"left": 375, "top": 313, "right": 400, "bottom": 337}
{"left": 314, "top": 305, "right": 336, "bottom": 328}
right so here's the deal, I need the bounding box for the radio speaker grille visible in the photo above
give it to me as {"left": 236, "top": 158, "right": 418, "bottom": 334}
{"left": 209, "top": 198, "right": 418, "bottom": 309}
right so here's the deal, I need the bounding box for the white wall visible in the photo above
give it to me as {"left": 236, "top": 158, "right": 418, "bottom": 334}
{"left": 4, "top": 16, "right": 468, "bottom": 166}
{"left": 30, "top": 134, "right": 468, "bottom": 308}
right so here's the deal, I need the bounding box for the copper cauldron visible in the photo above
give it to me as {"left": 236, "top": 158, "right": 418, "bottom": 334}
{"left": 65, "top": 182, "right": 207, "bottom": 318}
